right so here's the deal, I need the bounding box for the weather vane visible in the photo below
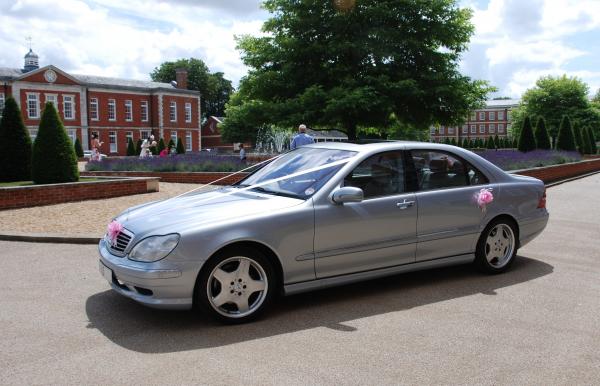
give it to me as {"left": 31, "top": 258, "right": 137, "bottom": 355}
{"left": 26, "top": 36, "right": 32, "bottom": 50}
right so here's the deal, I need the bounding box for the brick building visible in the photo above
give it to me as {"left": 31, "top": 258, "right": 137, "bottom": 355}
{"left": 0, "top": 50, "right": 201, "bottom": 155}
{"left": 430, "top": 99, "right": 520, "bottom": 143}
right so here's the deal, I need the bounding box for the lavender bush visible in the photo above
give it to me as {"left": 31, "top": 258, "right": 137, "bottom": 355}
{"left": 85, "top": 153, "right": 248, "bottom": 173}
{"left": 476, "top": 149, "right": 581, "bottom": 171}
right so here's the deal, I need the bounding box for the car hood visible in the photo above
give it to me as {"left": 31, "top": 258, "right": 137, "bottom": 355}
{"left": 113, "top": 187, "right": 304, "bottom": 236}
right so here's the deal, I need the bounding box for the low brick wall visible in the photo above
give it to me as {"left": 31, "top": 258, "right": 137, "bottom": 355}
{"left": 512, "top": 158, "right": 600, "bottom": 184}
{"left": 0, "top": 177, "right": 159, "bottom": 210}
{"left": 81, "top": 171, "right": 248, "bottom": 185}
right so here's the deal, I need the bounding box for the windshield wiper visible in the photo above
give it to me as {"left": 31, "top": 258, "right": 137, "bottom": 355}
{"left": 250, "top": 186, "right": 302, "bottom": 199}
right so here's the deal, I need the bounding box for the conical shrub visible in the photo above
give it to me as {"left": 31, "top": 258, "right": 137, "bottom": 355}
{"left": 581, "top": 127, "right": 592, "bottom": 154}
{"left": 126, "top": 138, "right": 136, "bottom": 156}
{"left": 518, "top": 116, "right": 537, "bottom": 152}
{"left": 555, "top": 116, "right": 577, "bottom": 151}
{"left": 32, "top": 102, "right": 79, "bottom": 184}
{"left": 0, "top": 97, "right": 32, "bottom": 181}
{"left": 534, "top": 117, "right": 551, "bottom": 150}
{"left": 587, "top": 127, "right": 597, "bottom": 154}
{"left": 157, "top": 138, "right": 166, "bottom": 153}
{"left": 136, "top": 138, "right": 143, "bottom": 155}
{"left": 176, "top": 137, "right": 185, "bottom": 154}
{"left": 572, "top": 123, "right": 585, "bottom": 154}
{"left": 74, "top": 137, "right": 84, "bottom": 158}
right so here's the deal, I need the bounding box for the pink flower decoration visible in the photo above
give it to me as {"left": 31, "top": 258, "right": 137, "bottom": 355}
{"left": 476, "top": 188, "right": 494, "bottom": 212}
{"left": 107, "top": 220, "right": 123, "bottom": 246}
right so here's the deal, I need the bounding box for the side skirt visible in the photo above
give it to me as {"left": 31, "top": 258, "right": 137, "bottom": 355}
{"left": 283, "top": 254, "right": 475, "bottom": 296}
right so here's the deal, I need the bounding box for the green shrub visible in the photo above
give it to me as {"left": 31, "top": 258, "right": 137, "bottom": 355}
{"left": 555, "top": 116, "right": 577, "bottom": 151}
{"left": 167, "top": 138, "right": 175, "bottom": 150}
{"left": 157, "top": 138, "right": 166, "bottom": 154}
{"left": 581, "top": 127, "right": 592, "bottom": 154}
{"left": 494, "top": 135, "right": 500, "bottom": 148}
{"left": 176, "top": 137, "right": 185, "bottom": 154}
{"left": 126, "top": 138, "right": 136, "bottom": 156}
{"left": 32, "top": 102, "right": 79, "bottom": 183}
{"left": 485, "top": 136, "right": 495, "bottom": 149}
{"left": 572, "top": 123, "right": 585, "bottom": 154}
{"left": 534, "top": 117, "right": 551, "bottom": 150}
{"left": 450, "top": 137, "right": 457, "bottom": 146}
{"left": 587, "top": 127, "right": 597, "bottom": 154}
{"left": 74, "top": 137, "right": 84, "bottom": 158}
{"left": 518, "top": 116, "right": 537, "bottom": 152}
{"left": 136, "top": 138, "right": 143, "bottom": 155}
{"left": 0, "top": 97, "right": 32, "bottom": 182}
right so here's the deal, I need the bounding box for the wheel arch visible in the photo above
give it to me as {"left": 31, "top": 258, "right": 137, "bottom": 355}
{"left": 483, "top": 214, "right": 520, "bottom": 248}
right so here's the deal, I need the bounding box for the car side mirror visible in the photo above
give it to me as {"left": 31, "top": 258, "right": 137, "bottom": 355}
{"left": 331, "top": 187, "right": 364, "bottom": 204}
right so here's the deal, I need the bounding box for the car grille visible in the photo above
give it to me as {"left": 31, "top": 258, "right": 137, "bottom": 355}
{"left": 108, "top": 229, "right": 133, "bottom": 255}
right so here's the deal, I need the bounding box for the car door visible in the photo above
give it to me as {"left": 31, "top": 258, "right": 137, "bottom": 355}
{"left": 409, "top": 149, "right": 493, "bottom": 261}
{"left": 314, "top": 150, "right": 417, "bottom": 278}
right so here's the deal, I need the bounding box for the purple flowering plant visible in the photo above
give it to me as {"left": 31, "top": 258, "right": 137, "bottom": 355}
{"left": 85, "top": 153, "right": 248, "bottom": 173}
{"left": 475, "top": 149, "right": 581, "bottom": 171}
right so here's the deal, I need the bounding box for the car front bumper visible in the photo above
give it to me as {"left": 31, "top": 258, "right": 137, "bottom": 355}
{"left": 98, "top": 239, "right": 198, "bottom": 310}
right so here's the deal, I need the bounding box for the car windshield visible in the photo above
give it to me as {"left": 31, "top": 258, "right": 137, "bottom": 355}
{"left": 237, "top": 147, "right": 357, "bottom": 200}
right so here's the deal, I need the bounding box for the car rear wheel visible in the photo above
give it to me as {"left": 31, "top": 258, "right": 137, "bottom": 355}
{"left": 475, "top": 218, "right": 517, "bottom": 273}
{"left": 195, "top": 247, "right": 276, "bottom": 324}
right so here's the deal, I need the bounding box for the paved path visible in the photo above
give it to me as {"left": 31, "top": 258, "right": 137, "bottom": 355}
{"left": 1, "top": 174, "right": 599, "bottom": 385}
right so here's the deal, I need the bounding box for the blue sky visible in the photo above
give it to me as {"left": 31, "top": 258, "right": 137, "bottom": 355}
{"left": 1, "top": 0, "right": 599, "bottom": 98}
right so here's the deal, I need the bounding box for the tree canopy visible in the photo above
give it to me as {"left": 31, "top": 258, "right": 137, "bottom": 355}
{"left": 511, "top": 75, "right": 600, "bottom": 142}
{"left": 150, "top": 58, "right": 234, "bottom": 118}
{"left": 222, "top": 0, "right": 493, "bottom": 142}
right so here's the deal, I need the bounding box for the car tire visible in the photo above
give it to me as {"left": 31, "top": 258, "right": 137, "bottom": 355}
{"left": 474, "top": 217, "right": 518, "bottom": 274}
{"left": 195, "top": 247, "right": 277, "bottom": 324}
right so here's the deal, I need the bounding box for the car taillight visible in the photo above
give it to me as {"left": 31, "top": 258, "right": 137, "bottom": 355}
{"left": 537, "top": 188, "right": 546, "bottom": 209}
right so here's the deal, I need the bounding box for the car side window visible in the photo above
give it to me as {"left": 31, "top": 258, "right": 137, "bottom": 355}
{"left": 411, "top": 150, "right": 488, "bottom": 191}
{"left": 344, "top": 151, "right": 405, "bottom": 199}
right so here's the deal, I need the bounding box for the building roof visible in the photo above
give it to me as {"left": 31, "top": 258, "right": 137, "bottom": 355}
{"left": 307, "top": 128, "right": 348, "bottom": 139}
{"left": 0, "top": 65, "right": 199, "bottom": 95}
{"left": 485, "top": 99, "right": 520, "bottom": 108}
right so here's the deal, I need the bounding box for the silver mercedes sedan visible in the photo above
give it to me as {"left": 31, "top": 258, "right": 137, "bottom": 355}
{"left": 98, "top": 142, "right": 549, "bottom": 323}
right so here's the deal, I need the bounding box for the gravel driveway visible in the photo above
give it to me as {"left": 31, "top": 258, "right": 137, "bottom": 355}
{"left": 0, "top": 183, "right": 211, "bottom": 236}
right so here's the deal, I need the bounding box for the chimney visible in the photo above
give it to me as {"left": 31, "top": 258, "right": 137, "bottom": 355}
{"left": 175, "top": 68, "right": 188, "bottom": 89}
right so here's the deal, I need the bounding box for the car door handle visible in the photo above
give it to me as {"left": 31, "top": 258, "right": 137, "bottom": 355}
{"left": 396, "top": 200, "right": 415, "bottom": 209}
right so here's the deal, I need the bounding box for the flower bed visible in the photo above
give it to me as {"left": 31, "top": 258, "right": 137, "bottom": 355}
{"left": 476, "top": 149, "right": 581, "bottom": 171}
{"left": 85, "top": 153, "right": 247, "bottom": 173}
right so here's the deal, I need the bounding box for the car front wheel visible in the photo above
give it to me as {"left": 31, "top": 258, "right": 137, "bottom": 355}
{"left": 195, "top": 247, "right": 276, "bottom": 324}
{"left": 475, "top": 218, "right": 518, "bottom": 274}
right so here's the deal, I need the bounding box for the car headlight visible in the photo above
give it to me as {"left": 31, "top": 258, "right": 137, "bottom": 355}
{"left": 128, "top": 234, "right": 180, "bottom": 262}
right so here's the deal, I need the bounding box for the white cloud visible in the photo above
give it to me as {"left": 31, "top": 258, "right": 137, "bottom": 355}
{"left": 0, "top": 0, "right": 266, "bottom": 87}
{"left": 461, "top": 0, "right": 600, "bottom": 97}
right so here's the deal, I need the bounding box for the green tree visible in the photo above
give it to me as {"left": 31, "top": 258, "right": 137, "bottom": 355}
{"left": 157, "top": 138, "right": 166, "bottom": 154}
{"left": 450, "top": 137, "right": 457, "bottom": 146}
{"left": 136, "top": 138, "right": 143, "bottom": 155}
{"left": 222, "top": 0, "right": 493, "bottom": 142}
{"left": 167, "top": 138, "right": 175, "bottom": 150}
{"left": 572, "top": 123, "right": 585, "bottom": 154}
{"left": 581, "top": 127, "right": 592, "bottom": 154}
{"left": 0, "top": 97, "right": 32, "bottom": 181}
{"left": 494, "top": 135, "right": 500, "bottom": 149}
{"left": 587, "top": 127, "right": 598, "bottom": 154}
{"left": 176, "top": 137, "right": 185, "bottom": 154}
{"left": 510, "top": 75, "right": 600, "bottom": 143}
{"left": 150, "top": 58, "right": 234, "bottom": 118}
{"left": 485, "top": 136, "right": 495, "bottom": 149}
{"left": 32, "top": 103, "right": 79, "bottom": 183}
{"left": 518, "top": 116, "right": 536, "bottom": 152}
{"left": 534, "top": 117, "right": 551, "bottom": 150}
{"left": 555, "top": 116, "right": 577, "bottom": 151}
{"left": 126, "top": 138, "right": 136, "bottom": 156}
{"left": 74, "top": 137, "right": 84, "bottom": 158}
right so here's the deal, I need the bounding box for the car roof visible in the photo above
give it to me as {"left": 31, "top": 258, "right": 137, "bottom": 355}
{"left": 304, "top": 140, "right": 459, "bottom": 153}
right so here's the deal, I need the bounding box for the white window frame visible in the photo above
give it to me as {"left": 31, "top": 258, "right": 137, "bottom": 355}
{"left": 498, "top": 111, "right": 505, "bottom": 120}
{"left": 448, "top": 127, "right": 454, "bottom": 134}
{"left": 185, "top": 102, "right": 192, "bottom": 123}
{"left": 479, "top": 112, "right": 485, "bottom": 121}
{"left": 125, "top": 100, "right": 133, "bottom": 121}
{"left": 186, "top": 131, "right": 192, "bottom": 151}
{"left": 27, "top": 93, "right": 40, "bottom": 119}
{"left": 63, "top": 95, "right": 75, "bottom": 120}
{"left": 489, "top": 111, "right": 495, "bottom": 121}
{"left": 171, "top": 131, "right": 178, "bottom": 145}
{"left": 90, "top": 98, "right": 99, "bottom": 121}
{"left": 479, "top": 124, "right": 485, "bottom": 134}
{"left": 45, "top": 94, "right": 58, "bottom": 109}
{"left": 462, "top": 125, "right": 468, "bottom": 134}
{"left": 108, "top": 99, "right": 116, "bottom": 121}
{"left": 489, "top": 124, "right": 495, "bottom": 134}
{"left": 440, "top": 127, "right": 445, "bottom": 135}
{"left": 470, "top": 124, "right": 476, "bottom": 134}
{"left": 140, "top": 129, "right": 151, "bottom": 140}
{"left": 126, "top": 131, "right": 133, "bottom": 146}
{"left": 29, "top": 129, "right": 38, "bottom": 142}
{"left": 67, "top": 129, "right": 76, "bottom": 143}
{"left": 141, "top": 101, "right": 149, "bottom": 122}
{"left": 430, "top": 127, "right": 436, "bottom": 134}
{"left": 507, "top": 111, "right": 512, "bottom": 121}
{"left": 498, "top": 124, "right": 504, "bottom": 133}
{"left": 170, "top": 101, "right": 177, "bottom": 122}
{"left": 0, "top": 93, "right": 4, "bottom": 118}
{"left": 470, "top": 112, "right": 476, "bottom": 121}
{"left": 109, "top": 131, "right": 117, "bottom": 153}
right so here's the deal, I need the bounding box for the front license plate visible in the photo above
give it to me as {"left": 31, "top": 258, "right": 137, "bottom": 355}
{"left": 99, "top": 261, "right": 113, "bottom": 282}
